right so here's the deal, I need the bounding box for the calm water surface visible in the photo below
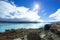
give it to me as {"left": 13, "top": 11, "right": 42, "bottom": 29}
{"left": 0, "top": 23, "right": 50, "bottom": 32}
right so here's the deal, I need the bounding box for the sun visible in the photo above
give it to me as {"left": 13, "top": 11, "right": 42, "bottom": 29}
{"left": 35, "top": 4, "right": 39, "bottom": 9}
{"left": 33, "top": 3, "right": 39, "bottom": 11}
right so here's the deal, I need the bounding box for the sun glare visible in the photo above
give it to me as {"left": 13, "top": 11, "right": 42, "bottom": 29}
{"left": 35, "top": 4, "right": 39, "bottom": 9}
{"left": 33, "top": 3, "right": 39, "bottom": 11}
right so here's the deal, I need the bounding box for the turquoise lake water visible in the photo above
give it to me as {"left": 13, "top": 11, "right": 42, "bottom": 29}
{"left": 0, "top": 23, "right": 50, "bottom": 32}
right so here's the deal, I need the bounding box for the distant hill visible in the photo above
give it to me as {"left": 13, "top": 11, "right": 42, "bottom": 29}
{"left": 51, "top": 22, "right": 60, "bottom": 24}
{"left": 0, "top": 21, "right": 40, "bottom": 23}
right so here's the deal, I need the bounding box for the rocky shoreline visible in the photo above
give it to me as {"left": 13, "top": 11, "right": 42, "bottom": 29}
{"left": 0, "top": 24, "right": 60, "bottom": 40}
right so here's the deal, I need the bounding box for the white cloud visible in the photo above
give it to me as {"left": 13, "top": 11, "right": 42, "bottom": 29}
{"left": 0, "top": 1, "right": 44, "bottom": 22}
{"left": 49, "top": 9, "right": 60, "bottom": 22}
{"left": 0, "top": 1, "right": 15, "bottom": 18}
{"left": 15, "top": 7, "right": 40, "bottom": 21}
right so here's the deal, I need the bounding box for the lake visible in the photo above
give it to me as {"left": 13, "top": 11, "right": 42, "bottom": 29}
{"left": 0, "top": 22, "right": 50, "bottom": 32}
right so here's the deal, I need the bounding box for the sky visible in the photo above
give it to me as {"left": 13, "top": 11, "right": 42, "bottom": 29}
{"left": 0, "top": 0, "right": 60, "bottom": 22}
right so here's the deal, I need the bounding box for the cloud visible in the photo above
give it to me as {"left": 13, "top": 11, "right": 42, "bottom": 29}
{"left": 0, "top": 1, "right": 44, "bottom": 22}
{"left": 15, "top": 7, "right": 40, "bottom": 21}
{"left": 0, "top": 1, "right": 15, "bottom": 18}
{"left": 49, "top": 9, "right": 60, "bottom": 22}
